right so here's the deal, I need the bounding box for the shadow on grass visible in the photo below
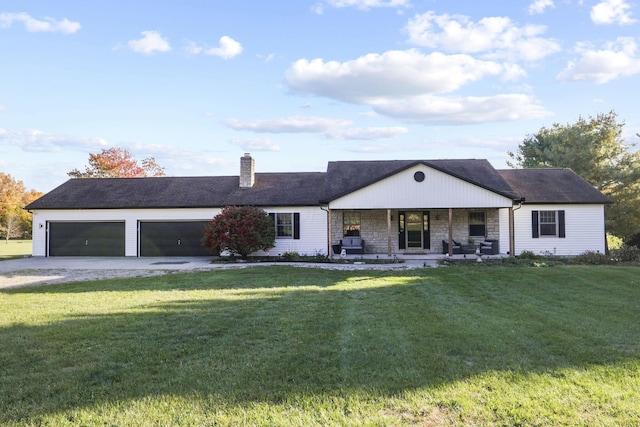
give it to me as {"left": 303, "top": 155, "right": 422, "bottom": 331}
{"left": 1, "top": 266, "right": 639, "bottom": 423}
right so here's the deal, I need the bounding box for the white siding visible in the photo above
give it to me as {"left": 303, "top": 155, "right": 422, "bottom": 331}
{"left": 513, "top": 204, "right": 606, "bottom": 256}
{"left": 329, "top": 164, "right": 513, "bottom": 209}
{"left": 498, "top": 208, "right": 511, "bottom": 255}
{"left": 259, "top": 207, "right": 329, "bottom": 256}
{"left": 31, "top": 206, "right": 328, "bottom": 257}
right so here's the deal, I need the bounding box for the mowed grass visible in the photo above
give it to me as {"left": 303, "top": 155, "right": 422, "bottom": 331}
{"left": 0, "top": 266, "right": 639, "bottom": 426}
{"left": 0, "top": 239, "right": 31, "bottom": 259}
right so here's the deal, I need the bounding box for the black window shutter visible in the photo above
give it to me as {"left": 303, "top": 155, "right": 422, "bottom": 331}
{"left": 558, "top": 210, "right": 565, "bottom": 238}
{"left": 398, "top": 211, "right": 405, "bottom": 250}
{"left": 532, "top": 211, "right": 539, "bottom": 238}
{"left": 293, "top": 213, "right": 300, "bottom": 240}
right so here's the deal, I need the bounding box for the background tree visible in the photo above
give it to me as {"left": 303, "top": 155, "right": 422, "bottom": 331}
{"left": 0, "top": 207, "right": 23, "bottom": 243}
{"left": 508, "top": 111, "right": 640, "bottom": 241}
{"left": 202, "top": 206, "right": 275, "bottom": 258}
{"left": 68, "top": 147, "right": 165, "bottom": 178}
{"left": 0, "top": 173, "right": 43, "bottom": 242}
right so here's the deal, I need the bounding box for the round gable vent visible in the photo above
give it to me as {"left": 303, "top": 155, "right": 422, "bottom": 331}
{"left": 414, "top": 171, "right": 425, "bottom": 182}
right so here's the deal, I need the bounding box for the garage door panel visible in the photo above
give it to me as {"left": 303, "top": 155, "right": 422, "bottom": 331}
{"left": 49, "top": 222, "right": 125, "bottom": 257}
{"left": 140, "top": 221, "right": 209, "bottom": 256}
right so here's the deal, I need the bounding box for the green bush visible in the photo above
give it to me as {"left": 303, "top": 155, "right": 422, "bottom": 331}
{"left": 517, "top": 250, "right": 538, "bottom": 259}
{"left": 612, "top": 244, "right": 640, "bottom": 262}
{"left": 571, "top": 251, "right": 613, "bottom": 265}
{"left": 281, "top": 251, "right": 301, "bottom": 261}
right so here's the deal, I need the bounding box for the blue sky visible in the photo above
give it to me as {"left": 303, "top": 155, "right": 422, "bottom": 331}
{"left": 2, "top": 0, "right": 640, "bottom": 192}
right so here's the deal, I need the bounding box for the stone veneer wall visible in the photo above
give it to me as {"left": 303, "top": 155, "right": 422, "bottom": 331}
{"left": 331, "top": 209, "right": 500, "bottom": 254}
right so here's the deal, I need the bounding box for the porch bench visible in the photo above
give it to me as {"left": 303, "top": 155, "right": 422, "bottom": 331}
{"left": 340, "top": 237, "right": 365, "bottom": 254}
{"left": 479, "top": 239, "right": 499, "bottom": 255}
{"left": 442, "top": 240, "right": 462, "bottom": 255}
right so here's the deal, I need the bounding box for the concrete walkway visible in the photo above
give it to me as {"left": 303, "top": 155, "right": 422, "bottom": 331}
{"left": 0, "top": 256, "right": 440, "bottom": 290}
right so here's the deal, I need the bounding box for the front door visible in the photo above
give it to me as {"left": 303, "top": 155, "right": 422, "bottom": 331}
{"left": 398, "top": 211, "right": 430, "bottom": 250}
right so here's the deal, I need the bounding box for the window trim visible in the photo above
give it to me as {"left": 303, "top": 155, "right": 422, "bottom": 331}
{"left": 343, "top": 211, "right": 361, "bottom": 237}
{"left": 532, "top": 210, "right": 565, "bottom": 239}
{"left": 276, "top": 213, "right": 294, "bottom": 239}
{"left": 268, "top": 212, "right": 300, "bottom": 240}
{"left": 468, "top": 211, "right": 486, "bottom": 238}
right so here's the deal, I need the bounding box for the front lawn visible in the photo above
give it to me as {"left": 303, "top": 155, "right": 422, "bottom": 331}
{"left": 0, "top": 239, "right": 31, "bottom": 260}
{"left": 1, "top": 266, "right": 638, "bottom": 426}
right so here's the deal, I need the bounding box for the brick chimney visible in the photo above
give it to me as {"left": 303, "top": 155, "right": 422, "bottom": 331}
{"left": 239, "top": 153, "right": 255, "bottom": 188}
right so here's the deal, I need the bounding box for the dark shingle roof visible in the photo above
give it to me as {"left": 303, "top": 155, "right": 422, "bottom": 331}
{"left": 321, "top": 159, "right": 520, "bottom": 202}
{"left": 497, "top": 168, "right": 611, "bottom": 204}
{"left": 26, "top": 173, "right": 326, "bottom": 210}
{"left": 26, "top": 161, "right": 611, "bottom": 210}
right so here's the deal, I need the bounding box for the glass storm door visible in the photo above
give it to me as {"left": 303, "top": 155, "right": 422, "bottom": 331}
{"left": 398, "top": 211, "right": 430, "bottom": 250}
{"left": 406, "top": 212, "right": 423, "bottom": 248}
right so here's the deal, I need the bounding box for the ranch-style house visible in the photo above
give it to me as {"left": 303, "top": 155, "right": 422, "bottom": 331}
{"left": 26, "top": 153, "right": 611, "bottom": 258}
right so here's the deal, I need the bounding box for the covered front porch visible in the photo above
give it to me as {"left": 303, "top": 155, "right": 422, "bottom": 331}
{"left": 328, "top": 207, "right": 514, "bottom": 257}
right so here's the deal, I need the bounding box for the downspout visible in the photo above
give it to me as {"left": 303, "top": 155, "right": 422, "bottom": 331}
{"left": 510, "top": 198, "right": 525, "bottom": 256}
{"left": 320, "top": 205, "right": 332, "bottom": 256}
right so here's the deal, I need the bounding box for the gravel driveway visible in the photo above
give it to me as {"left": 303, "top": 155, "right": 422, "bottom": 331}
{"left": 0, "top": 256, "right": 431, "bottom": 290}
{"left": 0, "top": 257, "right": 218, "bottom": 289}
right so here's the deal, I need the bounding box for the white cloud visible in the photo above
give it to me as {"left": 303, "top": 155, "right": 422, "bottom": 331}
{"left": 225, "top": 116, "right": 408, "bottom": 140}
{"left": 224, "top": 116, "right": 353, "bottom": 133}
{"left": 591, "top": 0, "right": 636, "bottom": 25}
{"left": 257, "top": 53, "right": 275, "bottom": 63}
{"left": 285, "top": 49, "right": 549, "bottom": 124}
{"left": 185, "top": 36, "right": 243, "bottom": 59}
{"left": 286, "top": 49, "right": 516, "bottom": 102}
{"left": 405, "top": 12, "right": 561, "bottom": 62}
{"left": 314, "top": 0, "right": 411, "bottom": 13}
{"left": 205, "top": 36, "right": 243, "bottom": 59}
{"left": 128, "top": 31, "right": 171, "bottom": 55}
{"left": 0, "top": 105, "right": 6, "bottom": 112}
{"left": 528, "top": 0, "right": 555, "bottom": 15}
{"left": 326, "top": 126, "right": 408, "bottom": 140}
{"left": 0, "top": 128, "right": 108, "bottom": 152}
{"left": 367, "top": 94, "right": 551, "bottom": 125}
{"left": 557, "top": 37, "right": 640, "bottom": 83}
{"left": 0, "top": 12, "right": 80, "bottom": 33}
{"left": 343, "top": 142, "right": 422, "bottom": 153}
{"left": 229, "top": 137, "right": 281, "bottom": 151}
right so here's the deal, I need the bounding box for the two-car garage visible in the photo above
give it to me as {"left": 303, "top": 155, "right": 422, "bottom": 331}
{"left": 47, "top": 221, "right": 209, "bottom": 257}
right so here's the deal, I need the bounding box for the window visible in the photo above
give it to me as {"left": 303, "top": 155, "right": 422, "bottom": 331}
{"left": 269, "top": 213, "right": 300, "bottom": 240}
{"left": 343, "top": 212, "right": 361, "bottom": 237}
{"left": 532, "top": 210, "right": 565, "bottom": 238}
{"left": 539, "top": 211, "right": 557, "bottom": 236}
{"left": 469, "top": 212, "right": 486, "bottom": 237}
{"left": 276, "top": 213, "right": 293, "bottom": 238}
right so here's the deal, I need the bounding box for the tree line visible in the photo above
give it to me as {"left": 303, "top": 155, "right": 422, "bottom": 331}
{"left": 0, "top": 174, "right": 42, "bottom": 242}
